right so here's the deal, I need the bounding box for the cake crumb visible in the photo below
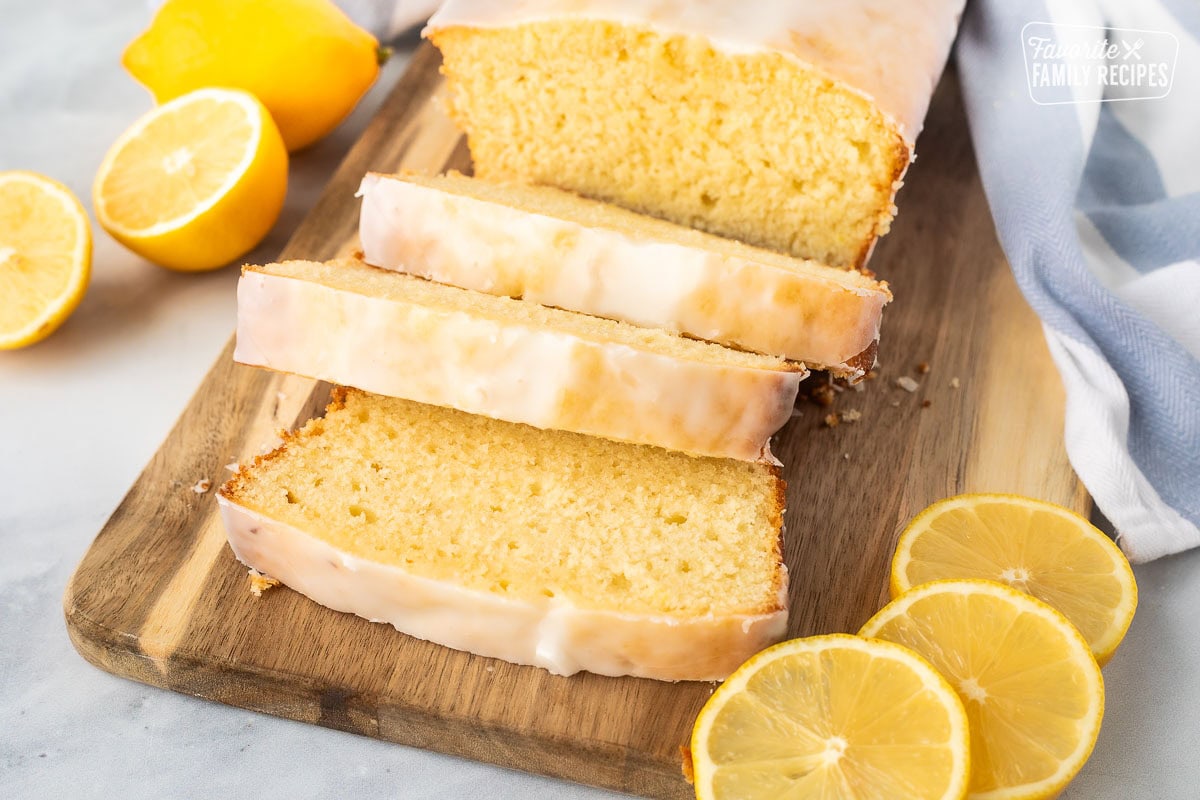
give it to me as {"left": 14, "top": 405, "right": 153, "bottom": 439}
{"left": 950, "top": 377, "right": 961, "bottom": 389}
{"left": 890, "top": 400, "right": 901, "bottom": 408}
{"left": 843, "top": 452, "right": 851, "bottom": 460}
{"left": 248, "top": 569, "right": 280, "bottom": 597}
{"left": 825, "top": 408, "right": 864, "bottom": 427}
{"left": 916, "top": 362, "right": 931, "bottom": 375}
{"left": 895, "top": 376, "right": 920, "bottom": 393}
{"left": 225, "top": 461, "right": 240, "bottom": 473}
{"left": 811, "top": 381, "right": 836, "bottom": 407}
{"left": 922, "top": 399, "right": 933, "bottom": 408}
{"left": 191, "top": 479, "right": 212, "bottom": 494}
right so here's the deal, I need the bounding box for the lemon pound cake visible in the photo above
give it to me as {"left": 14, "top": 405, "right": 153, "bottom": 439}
{"left": 358, "top": 172, "right": 890, "bottom": 376}
{"left": 425, "top": 0, "right": 965, "bottom": 268}
{"left": 235, "top": 259, "right": 805, "bottom": 462}
{"left": 218, "top": 388, "right": 789, "bottom": 681}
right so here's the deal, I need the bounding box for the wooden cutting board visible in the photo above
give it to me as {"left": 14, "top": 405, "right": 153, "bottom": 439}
{"left": 64, "top": 44, "right": 1088, "bottom": 799}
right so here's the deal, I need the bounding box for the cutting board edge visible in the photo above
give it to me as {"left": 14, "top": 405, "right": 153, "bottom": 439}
{"left": 63, "top": 572, "right": 691, "bottom": 799}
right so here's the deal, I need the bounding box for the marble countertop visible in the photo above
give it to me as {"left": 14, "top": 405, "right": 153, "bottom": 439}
{"left": 2, "top": 1, "right": 1198, "bottom": 797}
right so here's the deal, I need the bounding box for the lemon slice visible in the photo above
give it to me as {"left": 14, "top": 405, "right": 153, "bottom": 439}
{"left": 891, "top": 493, "right": 1137, "bottom": 665}
{"left": 860, "top": 580, "right": 1104, "bottom": 800}
{"left": 0, "top": 171, "right": 92, "bottom": 349}
{"left": 93, "top": 87, "right": 288, "bottom": 272}
{"left": 690, "top": 634, "right": 970, "bottom": 800}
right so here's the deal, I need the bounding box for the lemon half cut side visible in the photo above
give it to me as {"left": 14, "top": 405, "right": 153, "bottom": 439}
{"left": 93, "top": 87, "right": 287, "bottom": 272}
{"left": 690, "top": 633, "right": 970, "bottom": 800}
{"left": 0, "top": 171, "right": 92, "bottom": 349}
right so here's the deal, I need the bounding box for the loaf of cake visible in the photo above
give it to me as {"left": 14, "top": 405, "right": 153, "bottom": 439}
{"left": 235, "top": 259, "right": 806, "bottom": 462}
{"left": 218, "top": 388, "right": 789, "bottom": 681}
{"left": 425, "top": 0, "right": 964, "bottom": 268}
{"left": 357, "top": 172, "right": 890, "bottom": 377}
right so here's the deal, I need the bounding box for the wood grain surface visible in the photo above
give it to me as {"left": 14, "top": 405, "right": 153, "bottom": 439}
{"left": 64, "top": 44, "right": 1088, "bottom": 799}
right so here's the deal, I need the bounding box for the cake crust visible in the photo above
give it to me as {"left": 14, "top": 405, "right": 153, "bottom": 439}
{"left": 234, "top": 260, "right": 806, "bottom": 462}
{"left": 357, "top": 172, "right": 889, "bottom": 375}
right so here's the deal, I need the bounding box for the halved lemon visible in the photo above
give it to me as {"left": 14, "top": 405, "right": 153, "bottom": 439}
{"left": 690, "top": 634, "right": 970, "bottom": 800}
{"left": 0, "top": 171, "right": 92, "bottom": 349}
{"left": 93, "top": 87, "right": 287, "bottom": 271}
{"left": 890, "top": 493, "right": 1136, "bottom": 665}
{"left": 861, "top": 580, "right": 1104, "bottom": 800}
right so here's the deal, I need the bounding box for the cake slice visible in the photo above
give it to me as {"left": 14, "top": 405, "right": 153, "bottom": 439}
{"left": 425, "top": 0, "right": 964, "bottom": 267}
{"left": 357, "top": 171, "right": 890, "bottom": 377}
{"left": 235, "top": 259, "right": 805, "bottom": 462}
{"left": 218, "top": 388, "right": 789, "bottom": 681}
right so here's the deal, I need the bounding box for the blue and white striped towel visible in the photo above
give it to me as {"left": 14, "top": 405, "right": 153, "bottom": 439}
{"left": 958, "top": 0, "right": 1200, "bottom": 561}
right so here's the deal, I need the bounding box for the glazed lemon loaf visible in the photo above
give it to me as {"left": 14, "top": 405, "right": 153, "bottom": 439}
{"left": 218, "top": 388, "right": 789, "bottom": 681}
{"left": 236, "top": 259, "right": 805, "bottom": 462}
{"left": 358, "top": 172, "right": 890, "bottom": 376}
{"left": 425, "top": 0, "right": 964, "bottom": 268}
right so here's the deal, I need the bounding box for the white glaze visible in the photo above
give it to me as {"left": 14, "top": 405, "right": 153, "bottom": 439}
{"left": 234, "top": 264, "right": 805, "bottom": 462}
{"left": 425, "top": 0, "right": 966, "bottom": 146}
{"left": 218, "top": 497, "right": 789, "bottom": 681}
{"left": 357, "top": 173, "right": 889, "bottom": 372}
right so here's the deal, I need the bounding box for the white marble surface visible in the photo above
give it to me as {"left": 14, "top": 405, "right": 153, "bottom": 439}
{"left": 1, "top": 2, "right": 1198, "bottom": 798}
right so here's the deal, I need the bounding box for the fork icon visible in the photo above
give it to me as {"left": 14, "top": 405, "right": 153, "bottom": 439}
{"left": 1122, "top": 38, "right": 1145, "bottom": 60}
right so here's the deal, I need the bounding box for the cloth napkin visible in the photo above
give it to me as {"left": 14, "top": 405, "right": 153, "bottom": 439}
{"left": 957, "top": 0, "right": 1200, "bottom": 561}
{"left": 347, "top": 0, "right": 1199, "bottom": 561}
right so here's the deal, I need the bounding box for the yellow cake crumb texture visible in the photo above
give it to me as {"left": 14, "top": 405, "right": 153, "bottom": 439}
{"left": 430, "top": 20, "right": 907, "bottom": 268}
{"left": 247, "top": 568, "right": 280, "bottom": 597}
{"left": 221, "top": 388, "right": 786, "bottom": 618}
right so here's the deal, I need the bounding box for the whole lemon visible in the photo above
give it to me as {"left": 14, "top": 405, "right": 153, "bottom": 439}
{"left": 123, "top": 0, "right": 384, "bottom": 152}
